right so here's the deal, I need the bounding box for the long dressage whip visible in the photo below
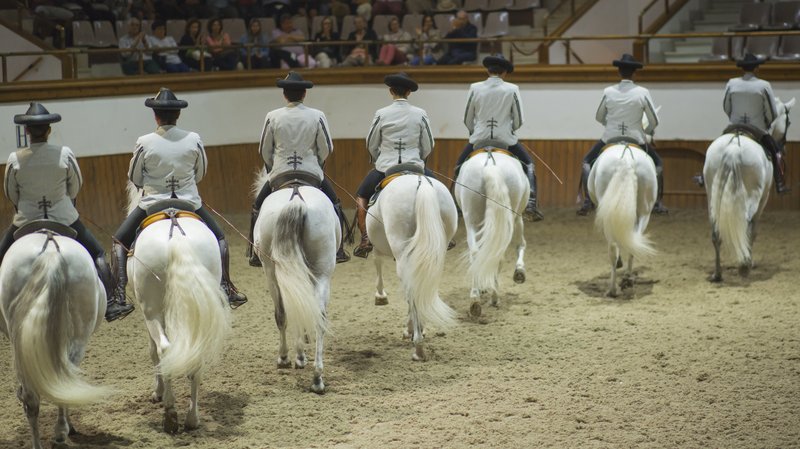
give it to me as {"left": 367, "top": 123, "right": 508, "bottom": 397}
{"left": 80, "top": 214, "right": 163, "bottom": 283}
{"left": 202, "top": 201, "right": 278, "bottom": 264}
{"left": 519, "top": 142, "right": 564, "bottom": 185}
{"left": 425, "top": 167, "right": 524, "bottom": 219}
{"left": 325, "top": 174, "right": 385, "bottom": 229}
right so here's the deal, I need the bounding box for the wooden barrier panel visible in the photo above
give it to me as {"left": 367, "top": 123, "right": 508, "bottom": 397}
{"left": 0, "top": 139, "right": 796, "bottom": 230}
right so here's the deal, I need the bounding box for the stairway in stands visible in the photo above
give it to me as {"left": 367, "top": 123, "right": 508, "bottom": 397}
{"left": 661, "top": 0, "right": 748, "bottom": 63}
{"left": 510, "top": 0, "right": 597, "bottom": 64}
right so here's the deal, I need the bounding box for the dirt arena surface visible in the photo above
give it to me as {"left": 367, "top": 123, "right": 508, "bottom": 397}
{"left": 0, "top": 209, "right": 798, "bottom": 449}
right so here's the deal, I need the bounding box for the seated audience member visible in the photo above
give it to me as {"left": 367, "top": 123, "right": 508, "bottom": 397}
{"left": 118, "top": 17, "right": 161, "bottom": 75}
{"left": 179, "top": 18, "right": 213, "bottom": 71}
{"left": 373, "top": 0, "right": 403, "bottom": 16}
{"left": 339, "top": 15, "right": 377, "bottom": 66}
{"left": 272, "top": 14, "right": 316, "bottom": 68}
{"left": 313, "top": 15, "right": 341, "bottom": 68}
{"left": 240, "top": 18, "right": 271, "bottom": 68}
{"left": 351, "top": 0, "right": 372, "bottom": 20}
{"left": 377, "top": 16, "right": 411, "bottom": 65}
{"left": 438, "top": 9, "right": 477, "bottom": 65}
{"left": 148, "top": 20, "right": 190, "bottom": 72}
{"left": 410, "top": 14, "right": 442, "bottom": 65}
{"left": 206, "top": 17, "right": 241, "bottom": 70}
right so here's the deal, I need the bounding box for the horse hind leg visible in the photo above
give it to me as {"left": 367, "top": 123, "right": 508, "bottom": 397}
{"left": 184, "top": 373, "right": 201, "bottom": 430}
{"left": 409, "top": 305, "right": 426, "bottom": 362}
{"left": 18, "top": 386, "right": 43, "bottom": 449}
{"left": 620, "top": 255, "right": 635, "bottom": 290}
{"left": 274, "top": 295, "right": 292, "bottom": 369}
{"left": 149, "top": 339, "right": 165, "bottom": 403}
{"left": 54, "top": 406, "right": 72, "bottom": 445}
{"left": 311, "top": 280, "right": 331, "bottom": 394}
{"left": 374, "top": 253, "right": 388, "bottom": 306}
{"left": 513, "top": 216, "right": 527, "bottom": 284}
{"left": 294, "top": 336, "right": 307, "bottom": 369}
{"left": 739, "top": 220, "right": 756, "bottom": 277}
{"left": 606, "top": 245, "right": 619, "bottom": 298}
{"left": 709, "top": 229, "right": 723, "bottom": 283}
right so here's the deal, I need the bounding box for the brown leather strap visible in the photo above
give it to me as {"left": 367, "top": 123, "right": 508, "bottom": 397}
{"left": 140, "top": 210, "right": 201, "bottom": 231}
{"left": 468, "top": 147, "right": 514, "bottom": 160}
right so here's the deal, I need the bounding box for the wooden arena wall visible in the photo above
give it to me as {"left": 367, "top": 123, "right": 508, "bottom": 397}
{"left": 0, "top": 138, "right": 797, "bottom": 230}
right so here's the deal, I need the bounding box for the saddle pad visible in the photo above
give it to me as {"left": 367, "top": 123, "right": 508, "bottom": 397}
{"left": 601, "top": 142, "right": 643, "bottom": 152}
{"left": 468, "top": 148, "right": 514, "bottom": 160}
{"left": 271, "top": 171, "right": 322, "bottom": 190}
{"left": 13, "top": 220, "right": 78, "bottom": 240}
{"left": 140, "top": 210, "right": 201, "bottom": 231}
{"left": 378, "top": 172, "right": 405, "bottom": 190}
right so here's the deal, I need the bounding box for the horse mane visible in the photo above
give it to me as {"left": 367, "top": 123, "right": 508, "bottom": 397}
{"left": 251, "top": 168, "right": 269, "bottom": 198}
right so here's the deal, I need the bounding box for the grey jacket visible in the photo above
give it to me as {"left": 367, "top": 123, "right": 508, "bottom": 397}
{"left": 723, "top": 73, "right": 778, "bottom": 133}
{"left": 596, "top": 79, "right": 659, "bottom": 145}
{"left": 367, "top": 99, "right": 433, "bottom": 172}
{"left": 464, "top": 75, "right": 523, "bottom": 148}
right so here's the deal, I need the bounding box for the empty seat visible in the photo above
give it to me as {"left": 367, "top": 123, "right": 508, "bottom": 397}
{"left": 256, "top": 17, "right": 276, "bottom": 37}
{"left": 764, "top": 1, "right": 800, "bottom": 30}
{"left": 508, "top": 0, "right": 540, "bottom": 9}
{"left": 166, "top": 19, "right": 185, "bottom": 41}
{"left": 486, "top": 0, "right": 513, "bottom": 10}
{"left": 402, "top": 13, "right": 423, "bottom": 34}
{"left": 700, "top": 37, "right": 730, "bottom": 62}
{"left": 481, "top": 11, "right": 508, "bottom": 36}
{"left": 71, "top": 20, "right": 94, "bottom": 47}
{"left": 744, "top": 35, "right": 780, "bottom": 59}
{"left": 223, "top": 18, "right": 246, "bottom": 42}
{"left": 772, "top": 35, "right": 800, "bottom": 61}
{"left": 434, "top": 13, "right": 454, "bottom": 31}
{"left": 291, "top": 16, "right": 308, "bottom": 38}
{"left": 468, "top": 11, "right": 483, "bottom": 35}
{"left": 372, "top": 14, "right": 392, "bottom": 37}
{"left": 463, "top": 0, "right": 487, "bottom": 11}
{"left": 311, "top": 15, "right": 339, "bottom": 37}
{"left": 340, "top": 15, "right": 356, "bottom": 38}
{"left": 92, "top": 20, "right": 117, "bottom": 47}
{"left": 728, "top": 3, "right": 771, "bottom": 31}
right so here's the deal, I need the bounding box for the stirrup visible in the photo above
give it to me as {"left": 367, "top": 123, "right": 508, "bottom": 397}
{"left": 652, "top": 202, "right": 669, "bottom": 215}
{"left": 524, "top": 201, "right": 544, "bottom": 222}
{"left": 224, "top": 284, "right": 248, "bottom": 309}
{"left": 336, "top": 247, "right": 351, "bottom": 263}
{"left": 248, "top": 248, "right": 262, "bottom": 267}
{"left": 576, "top": 200, "right": 594, "bottom": 216}
{"left": 776, "top": 183, "right": 791, "bottom": 195}
{"left": 105, "top": 301, "right": 134, "bottom": 322}
{"left": 353, "top": 235, "right": 373, "bottom": 258}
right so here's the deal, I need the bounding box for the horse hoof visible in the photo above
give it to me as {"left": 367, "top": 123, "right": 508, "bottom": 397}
{"left": 402, "top": 329, "right": 412, "bottom": 339}
{"left": 469, "top": 301, "right": 482, "bottom": 317}
{"left": 375, "top": 296, "right": 388, "bottom": 306}
{"left": 412, "top": 346, "right": 426, "bottom": 362}
{"left": 605, "top": 290, "right": 618, "bottom": 298}
{"left": 68, "top": 425, "right": 78, "bottom": 436}
{"left": 311, "top": 376, "right": 325, "bottom": 395}
{"left": 295, "top": 357, "right": 306, "bottom": 369}
{"left": 513, "top": 268, "right": 526, "bottom": 284}
{"left": 738, "top": 265, "right": 751, "bottom": 277}
{"left": 277, "top": 358, "right": 293, "bottom": 369}
{"left": 151, "top": 393, "right": 163, "bottom": 403}
{"left": 184, "top": 417, "right": 200, "bottom": 431}
{"left": 616, "top": 257, "right": 623, "bottom": 269}
{"left": 163, "top": 410, "right": 179, "bottom": 434}
{"left": 620, "top": 278, "right": 634, "bottom": 290}
{"left": 708, "top": 273, "right": 722, "bottom": 283}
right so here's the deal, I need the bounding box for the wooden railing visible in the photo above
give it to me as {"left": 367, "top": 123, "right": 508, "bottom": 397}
{"left": 543, "top": 0, "right": 576, "bottom": 36}
{"left": 638, "top": 0, "right": 691, "bottom": 34}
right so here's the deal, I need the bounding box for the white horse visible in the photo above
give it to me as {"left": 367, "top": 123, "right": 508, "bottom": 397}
{"left": 126, "top": 190, "right": 231, "bottom": 433}
{"left": 455, "top": 149, "right": 528, "bottom": 317}
{"left": 368, "top": 173, "right": 458, "bottom": 361}
{"left": 588, "top": 143, "right": 658, "bottom": 297}
{"left": 703, "top": 97, "right": 795, "bottom": 282}
{"left": 0, "top": 231, "right": 108, "bottom": 449}
{"left": 253, "top": 173, "right": 337, "bottom": 394}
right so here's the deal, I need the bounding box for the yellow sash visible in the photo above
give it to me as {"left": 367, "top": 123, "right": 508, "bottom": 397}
{"left": 378, "top": 172, "right": 405, "bottom": 190}
{"left": 140, "top": 210, "right": 201, "bottom": 231}
{"left": 467, "top": 148, "right": 515, "bottom": 160}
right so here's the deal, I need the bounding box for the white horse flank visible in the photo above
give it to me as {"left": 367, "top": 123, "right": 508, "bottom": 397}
{"left": 253, "top": 172, "right": 338, "bottom": 393}
{"left": 589, "top": 144, "right": 658, "bottom": 297}
{"left": 703, "top": 97, "right": 795, "bottom": 281}
{"left": 0, "top": 232, "right": 108, "bottom": 449}
{"left": 126, "top": 190, "right": 231, "bottom": 433}
{"left": 368, "top": 173, "right": 458, "bottom": 361}
{"left": 455, "top": 150, "right": 528, "bottom": 316}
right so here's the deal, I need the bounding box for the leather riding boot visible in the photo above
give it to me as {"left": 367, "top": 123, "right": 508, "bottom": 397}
{"left": 451, "top": 165, "right": 463, "bottom": 217}
{"left": 246, "top": 207, "right": 262, "bottom": 267}
{"left": 353, "top": 197, "right": 373, "bottom": 258}
{"left": 107, "top": 243, "right": 134, "bottom": 322}
{"left": 332, "top": 200, "right": 351, "bottom": 263}
{"left": 219, "top": 239, "right": 248, "bottom": 308}
{"left": 576, "top": 162, "right": 595, "bottom": 216}
{"left": 523, "top": 163, "right": 544, "bottom": 222}
{"left": 774, "top": 151, "right": 790, "bottom": 195}
{"left": 652, "top": 169, "right": 669, "bottom": 215}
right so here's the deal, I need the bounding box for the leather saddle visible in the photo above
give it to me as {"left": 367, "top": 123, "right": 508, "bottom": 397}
{"left": 139, "top": 199, "right": 201, "bottom": 233}
{"left": 723, "top": 123, "right": 766, "bottom": 142}
{"left": 467, "top": 146, "right": 515, "bottom": 162}
{"left": 14, "top": 219, "right": 78, "bottom": 240}
{"left": 271, "top": 171, "right": 322, "bottom": 191}
{"left": 369, "top": 163, "right": 426, "bottom": 207}
{"left": 603, "top": 136, "right": 644, "bottom": 151}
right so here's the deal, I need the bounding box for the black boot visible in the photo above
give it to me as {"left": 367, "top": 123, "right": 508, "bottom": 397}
{"left": 353, "top": 197, "right": 373, "bottom": 258}
{"left": 774, "top": 151, "right": 791, "bottom": 195}
{"left": 220, "top": 239, "right": 247, "bottom": 308}
{"left": 246, "top": 207, "right": 262, "bottom": 267}
{"left": 652, "top": 168, "right": 669, "bottom": 215}
{"left": 523, "top": 163, "right": 544, "bottom": 222}
{"left": 577, "top": 162, "right": 594, "bottom": 216}
{"left": 106, "top": 244, "right": 134, "bottom": 322}
{"left": 332, "top": 200, "right": 351, "bottom": 263}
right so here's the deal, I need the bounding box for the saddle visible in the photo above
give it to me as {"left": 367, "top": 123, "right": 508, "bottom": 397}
{"left": 369, "top": 163, "right": 426, "bottom": 207}
{"left": 13, "top": 219, "right": 78, "bottom": 240}
{"left": 602, "top": 136, "right": 643, "bottom": 152}
{"left": 139, "top": 199, "right": 201, "bottom": 233}
{"left": 467, "top": 146, "right": 515, "bottom": 161}
{"left": 723, "top": 123, "right": 766, "bottom": 142}
{"left": 270, "top": 171, "right": 322, "bottom": 191}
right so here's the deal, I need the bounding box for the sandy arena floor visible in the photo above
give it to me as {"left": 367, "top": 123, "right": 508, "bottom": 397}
{"left": 0, "top": 209, "right": 798, "bottom": 449}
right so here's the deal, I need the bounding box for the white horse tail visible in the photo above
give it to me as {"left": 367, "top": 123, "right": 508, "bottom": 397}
{"left": 595, "top": 157, "right": 656, "bottom": 260}
{"left": 158, "top": 234, "right": 231, "bottom": 379}
{"left": 10, "top": 249, "right": 109, "bottom": 406}
{"left": 272, "top": 199, "right": 328, "bottom": 343}
{"left": 469, "top": 165, "right": 515, "bottom": 292}
{"left": 399, "top": 180, "right": 456, "bottom": 330}
{"left": 710, "top": 148, "right": 750, "bottom": 265}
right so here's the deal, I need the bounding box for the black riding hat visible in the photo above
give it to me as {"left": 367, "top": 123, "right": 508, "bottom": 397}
{"left": 14, "top": 102, "right": 61, "bottom": 125}
{"left": 277, "top": 71, "right": 314, "bottom": 89}
{"left": 384, "top": 72, "right": 418, "bottom": 92}
{"left": 612, "top": 53, "right": 643, "bottom": 70}
{"left": 737, "top": 53, "right": 766, "bottom": 69}
{"left": 145, "top": 87, "right": 188, "bottom": 109}
{"left": 482, "top": 55, "right": 514, "bottom": 73}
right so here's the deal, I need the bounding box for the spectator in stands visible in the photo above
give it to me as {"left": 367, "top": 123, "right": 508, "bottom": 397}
{"left": 330, "top": 0, "right": 350, "bottom": 22}
{"left": 405, "top": 0, "right": 431, "bottom": 14}
{"left": 351, "top": 0, "right": 372, "bottom": 21}
{"left": 339, "top": 15, "right": 377, "bottom": 66}
{"left": 373, "top": 0, "right": 403, "bottom": 16}
{"left": 437, "top": 9, "right": 477, "bottom": 65}
{"left": 179, "top": 19, "right": 213, "bottom": 71}
{"left": 313, "top": 16, "right": 341, "bottom": 68}
{"left": 240, "top": 18, "right": 271, "bottom": 69}
{"left": 209, "top": 0, "right": 239, "bottom": 18}
{"left": 377, "top": 16, "right": 411, "bottom": 65}
{"left": 119, "top": 17, "right": 161, "bottom": 75}
{"left": 272, "top": 14, "right": 316, "bottom": 68}
{"left": 206, "top": 18, "right": 241, "bottom": 70}
{"left": 148, "top": 20, "right": 190, "bottom": 72}
{"left": 410, "top": 14, "right": 442, "bottom": 65}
